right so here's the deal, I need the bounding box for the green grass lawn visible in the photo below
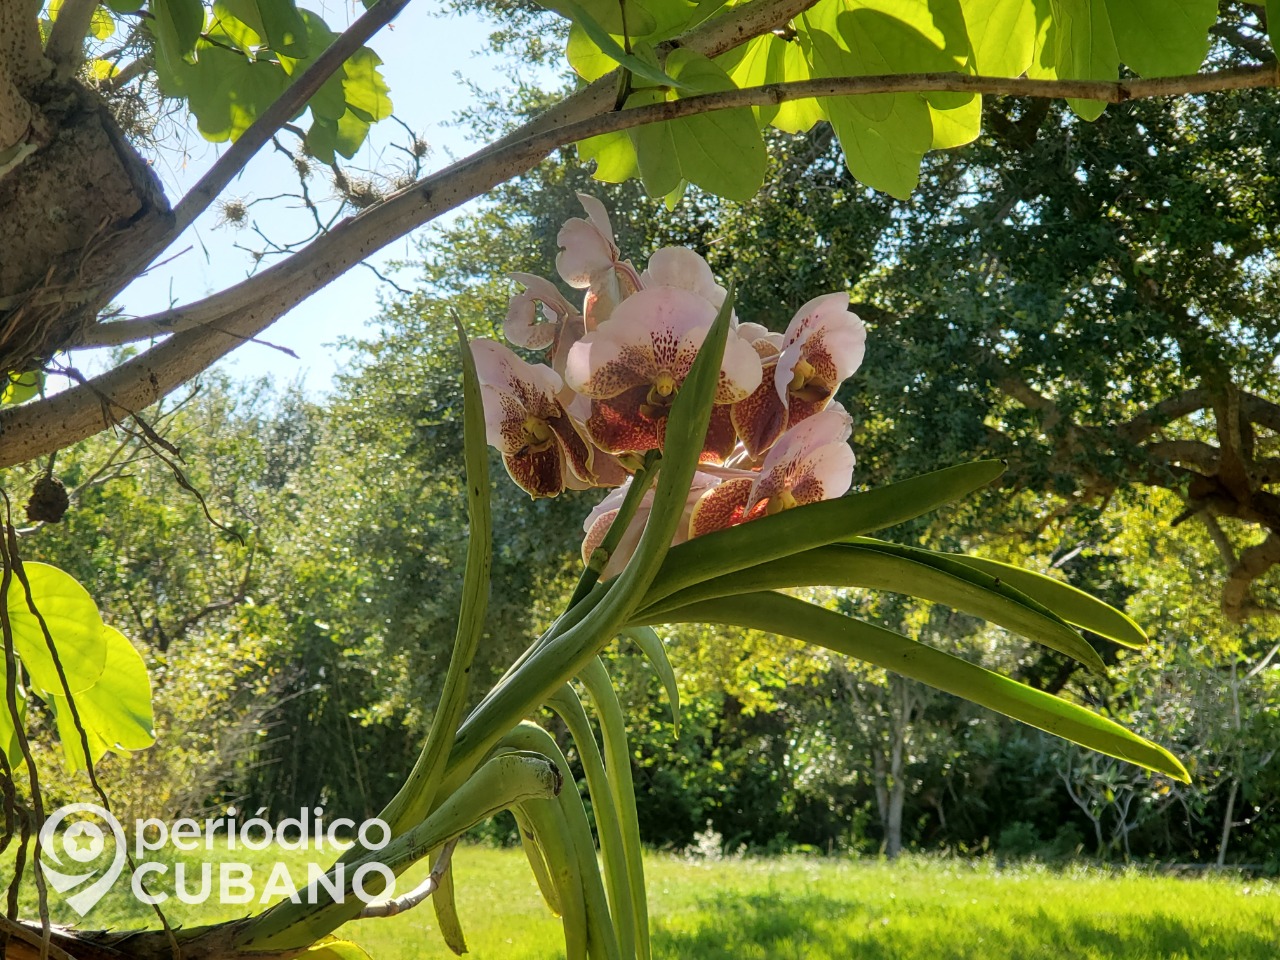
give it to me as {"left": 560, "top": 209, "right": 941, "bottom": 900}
{"left": 7, "top": 844, "right": 1278, "bottom": 959}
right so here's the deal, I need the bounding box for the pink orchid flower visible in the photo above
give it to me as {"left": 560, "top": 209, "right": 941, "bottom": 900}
{"left": 690, "top": 404, "right": 855, "bottom": 537}
{"left": 732, "top": 293, "right": 865, "bottom": 458}
{"left": 581, "top": 472, "right": 722, "bottom": 580}
{"left": 472, "top": 338, "right": 596, "bottom": 498}
{"left": 504, "top": 272, "right": 586, "bottom": 375}
{"left": 556, "top": 193, "right": 642, "bottom": 329}
{"left": 565, "top": 286, "right": 763, "bottom": 462}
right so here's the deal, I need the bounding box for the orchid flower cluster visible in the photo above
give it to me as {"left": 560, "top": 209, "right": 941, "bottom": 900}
{"left": 472, "top": 195, "right": 867, "bottom": 577}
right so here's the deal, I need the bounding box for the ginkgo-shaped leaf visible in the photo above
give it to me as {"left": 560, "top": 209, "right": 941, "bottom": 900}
{"left": 50, "top": 625, "right": 155, "bottom": 773}
{"left": 6, "top": 562, "right": 108, "bottom": 697}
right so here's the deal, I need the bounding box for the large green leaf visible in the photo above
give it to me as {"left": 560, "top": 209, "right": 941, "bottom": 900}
{"left": 624, "top": 50, "right": 765, "bottom": 201}
{"left": 961, "top": 0, "right": 1035, "bottom": 75}
{"left": 1107, "top": 0, "right": 1215, "bottom": 77}
{"left": 651, "top": 591, "right": 1189, "bottom": 781}
{"left": 6, "top": 562, "right": 108, "bottom": 697}
{"left": 640, "top": 542, "right": 1107, "bottom": 672}
{"left": 0, "top": 684, "right": 26, "bottom": 769}
{"left": 151, "top": 0, "right": 205, "bottom": 70}
{"left": 1, "top": 370, "right": 42, "bottom": 407}
{"left": 579, "top": 130, "right": 642, "bottom": 183}
{"left": 220, "top": 0, "right": 310, "bottom": 56}
{"left": 1029, "top": 0, "right": 1117, "bottom": 121}
{"left": 49, "top": 625, "right": 155, "bottom": 773}
{"left": 642, "top": 459, "right": 1006, "bottom": 609}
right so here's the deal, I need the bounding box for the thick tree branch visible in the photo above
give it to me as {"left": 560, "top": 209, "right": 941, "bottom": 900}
{"left": 1143, "top": 439, "right": 1221, "bottom": 471}
{"left": 8, "top": 63, "right": 1280, "bottom": 465}
{"left": 44, "top": 0, "right": 98, "bottom": 79}
{"left": 1223, "top": 532, "right": 1280, "bottom": 622}
{"left": 1116, "top": 388, "right": 1212, "bottom": 442}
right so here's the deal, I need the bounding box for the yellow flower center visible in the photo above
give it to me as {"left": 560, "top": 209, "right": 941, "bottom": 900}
{"left": 788, "top": 358, "right": 816, "bottom": 393}
{"left": 641, "top": 371, "right": 679, "bottom": 420}
{"left": 763, "top": 489, "right": 799, "bottom": 515}
{"left": 521, "top": 416, "right": 554, "bottom": 451}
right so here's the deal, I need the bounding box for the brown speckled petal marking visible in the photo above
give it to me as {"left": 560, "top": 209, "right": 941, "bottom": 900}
{"left": 701, "top": 404, "right": 738, "bottom": 463}
{"left": 548, "top": 411, "right": 595, "bottom": 484}
{"left": 689, "top": 477, "right": 755, "bottom": 537}
{"left": 730, "top": 361, "right": 787, "bottom": 458}
{"left": 586, "top": 385, "right": 665, "bottom": 454}
{"left": 505, "top": 445, "right": 567, "bottom": 499}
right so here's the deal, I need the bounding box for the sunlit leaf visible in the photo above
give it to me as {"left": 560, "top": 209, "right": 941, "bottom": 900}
{"left": 1, "top": 370, "right": 42, "bottom": 407}
{"left": 50, "top": 625, "right": 155, "bottom": 772}
{"left": 151, "top": 0, "right": 205, "bottom": 69}
{"left": 6, "top": 562, "right": 108, "bottom": 697}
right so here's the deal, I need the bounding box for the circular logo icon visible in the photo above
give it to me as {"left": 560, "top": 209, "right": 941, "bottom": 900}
{"left": 38, "top": 803, "right": 127, "bottom": 916}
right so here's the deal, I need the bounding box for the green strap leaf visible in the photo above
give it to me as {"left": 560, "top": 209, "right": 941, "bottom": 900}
{"left": 640, "top": 542, "right": 1107, "bottom": 672}
{"left": 929, "top": 550, "right": 1148, "bottom": 648}
{"left": 431, "top": 849, "right": 468, "bottom": 956}
{"left": 378, "top": 319, "right": 493, "bottom": 836}
{"left": 646, "top": 591, "right": 1189, "bottom": 782}
{"left": 642, "top": 459, "right": 1007, "bottom": 610}
{"left": 622, "top": 626, "right": 680, "bottom": 737}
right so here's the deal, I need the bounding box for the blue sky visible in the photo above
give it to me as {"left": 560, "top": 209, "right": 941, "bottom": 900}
{"left": 102, "top": 3, "right": 555, "bottom": 394}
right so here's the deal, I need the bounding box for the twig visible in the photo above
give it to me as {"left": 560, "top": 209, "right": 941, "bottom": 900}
{"left": 167, "top": 0, "right": 413, "bottom": 239}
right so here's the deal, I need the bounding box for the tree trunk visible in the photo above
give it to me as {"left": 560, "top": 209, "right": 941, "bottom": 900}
{"left": 1217, "top": 777, "right": 1239, "bottom": 867}
{"left": 0, "top": 76, "right": 172, "bottom": 377}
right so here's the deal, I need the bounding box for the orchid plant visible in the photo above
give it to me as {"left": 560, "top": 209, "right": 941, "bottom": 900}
{"left": 1, "top": 198, "right": 1191, "bottom": 960}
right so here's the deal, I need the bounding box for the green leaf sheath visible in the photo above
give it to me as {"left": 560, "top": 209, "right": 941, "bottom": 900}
{"left": 240, "top": 751, "right": 562, "bottom": 949}
{"left": 377, "top": 321, "right": 493, "bottom": 836}
{"left": 641, "top": 460, "right": 1007, "bottom": 610}
{"left": 622, "top": 626, "right": 680, "bottom": 737}
{"left": 578, "top": 658, "right": 651, "bottom": 960}
{"left": 639, "top": 542, "right": 1106, "bottom": 672}
{"left": 642, "top": 591, "right": 1189, "bottom": 782}
{"left": 548, "top": 682, "right": 637, "bottom": 960}
{"left": 498, "top": 723, "right": 620, "bottom": 960}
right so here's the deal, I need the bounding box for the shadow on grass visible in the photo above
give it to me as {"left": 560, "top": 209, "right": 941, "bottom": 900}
{"left": 651, "top": 891, "right": 1280, "bottom": 960}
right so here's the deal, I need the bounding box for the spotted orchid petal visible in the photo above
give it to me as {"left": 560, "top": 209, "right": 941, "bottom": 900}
{"left": 472, "top": 338, "right": 594, "bottom": 498}
{"left": 505, "top": 272, "right": 579, "bottom": 351}
{"left": 581, "top": 472, "right": 721, "bottom": 580}
{"left": 732, "top": 295, "right": 864, "bottom": 458}
{"left": 692, "top": 405, "right": 854, "bottom": 536}
{"left": 565, "top": 287, "right": 762, "bottom": 457}
{"left": 774, "top": 293, "right": 866, "bottom": 416}
{"left": 641, "top": 247, "right": 727, "bottom": 309}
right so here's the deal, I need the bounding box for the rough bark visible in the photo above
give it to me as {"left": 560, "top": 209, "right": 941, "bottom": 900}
{"left": 0, "top": 82, "right": 172, "bottom": 375}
